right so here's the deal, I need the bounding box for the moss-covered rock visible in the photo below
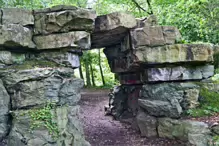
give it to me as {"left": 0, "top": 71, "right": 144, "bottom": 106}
{"left": 8, "top": 105, "right": 90, "bottom": 146}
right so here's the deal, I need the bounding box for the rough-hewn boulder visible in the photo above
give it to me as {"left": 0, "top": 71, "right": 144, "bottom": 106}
{"left": 139, "top": 83, "right": 200, "bottom": 118}
{"left": 130, "top": 26, "right": 181, "bottom": 47}
{"left": 132, "top": 44, "right": 213, "bottom": 65}
{"left": 91, "top": 12, "right": 137, "bottom": 48}
{"left": 2, "top": 8, "right": 34, "bottom": 26}
{"left": 158, "top": 118, "right": 211, "bottom": 146}
{"left": 0, "top": 79, "right": 10, "bottom": 140}
{"left": 138, "top": 99, "right": 182, "bottom": 118}
{"left": 0, "top": 67, "right": 83, "bottom": 109}
{"left": 136, "top": 110, "right": 157, "bottom": 137}
{"left": 0, "top": 24, "right": 36, "bottom": 49}
{"left": 33, "top": 31, "right": 90, "bottom": 50}
{"left": 34, "top": 5, "right": 96, "bottom": 35}
{"left": 8, "top": 106, "right": 90, "bottom": 146}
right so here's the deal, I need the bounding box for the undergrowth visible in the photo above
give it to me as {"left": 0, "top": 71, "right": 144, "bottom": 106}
{"left": 186, "top": 88, "right": 219, "bottom": 117}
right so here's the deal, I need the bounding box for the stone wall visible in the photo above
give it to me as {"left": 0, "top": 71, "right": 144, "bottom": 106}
{"left": 0, "top": 5, "right": 95, "bottom": 146}
{"left": 0, "top": 5, "right": 217, "bottom": 146}
{"left": 100, "top": 14, "right": 216, "bottom": 145}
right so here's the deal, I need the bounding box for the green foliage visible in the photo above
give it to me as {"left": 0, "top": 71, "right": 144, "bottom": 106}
{"left": 29, "top": 103, "right": 59, "bottom": 139}
{"left": 0, "top": 0, "right": 88, "bottom": 9}
{"left": 186, "top": 88, "right": 219, "bottom": 117}
{"left": 152, "top": 0, "right": 219, "bottom": 44}
{"left": 209, "top": 135, "right": 219, "bottom": 146}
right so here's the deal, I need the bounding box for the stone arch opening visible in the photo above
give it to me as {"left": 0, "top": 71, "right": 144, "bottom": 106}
{"left": 0, "top": 5, "right": 216, "bottom": 146}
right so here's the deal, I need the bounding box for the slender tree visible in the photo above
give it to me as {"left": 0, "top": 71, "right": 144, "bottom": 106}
{"left": 99, "top": 49, "right": 105, "bottom": 86}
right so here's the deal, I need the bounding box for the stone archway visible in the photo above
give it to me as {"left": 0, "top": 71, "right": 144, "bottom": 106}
{"left": 0, "top": 5, "right": 216, "bottom": 146}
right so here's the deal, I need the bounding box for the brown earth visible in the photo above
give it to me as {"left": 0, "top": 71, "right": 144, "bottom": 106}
{"left": 79, "top": 88, "right": 185, "bottom": 146}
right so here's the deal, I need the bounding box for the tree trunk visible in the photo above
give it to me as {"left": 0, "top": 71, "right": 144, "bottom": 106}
{"left": 85, "top": 61, "right": 91, "bottom": 87}
{"left": 90, "top": 63, "right": 96, "bottom": 86}
{"left": 79, "top": 61, "right": 84, "bottom": 80}
{"left": 99, "top": 49, "right": 105, "bottom": 86}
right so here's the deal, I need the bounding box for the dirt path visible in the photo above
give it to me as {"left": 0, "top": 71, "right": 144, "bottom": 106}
{"left": 79, "top": 89, "right": 184, "bottom": 146}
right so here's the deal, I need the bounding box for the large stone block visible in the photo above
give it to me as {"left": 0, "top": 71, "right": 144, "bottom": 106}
{"left": 158, "top": 118, "right": 211, "bottom": 146}
{"left": 139, "top": 83, "right": 200, "bottom": 118}
{"left": 91, "top": 12, "right": 137, "bottom": 48}
{"left": 36, "top": 51, "right": 80, "bottom": 68}
{"left": 0, "top": 67, "right": 83, "bottom": 109}
{"left": 142, "top": 65, "right": 214, "bottom": 82}
{"left": 119, "top": 65, "right": 214, "bottom": 84}
{"left": 8, "top": 106, "right": 90, "bottom": 146}
{"left": 0, "top": 79, "right": 10, "bottom": 140}
{"left": 130, "top": 26, "right": 181, "bottom": 48}
{"left": 138, "top": 99, "right": 182, "bottom": 118}
{"left": 33, "top": 31, "right": 90, "bottom": 50}
{"left": 136, "top": 110, "right": 157, "bottom": 137}
{"left": 34, "top": 5, "right": 96, "bottom": 35}
{"left": 0, "top": 24, "right": 36, "bottom": 49}
{"left": 2, "top": 8, "right": 34, "bottom": 26}
{"left": 132, "top": 44, "right": 213, "bottom": 65}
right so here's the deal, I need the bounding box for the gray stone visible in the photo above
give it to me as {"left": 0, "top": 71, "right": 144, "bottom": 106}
{"left": 0, "top": 67, "right": 82, "bottom": 109}
{"left": 95, "top": 12, "right": 137, "bottom": 32}
{"left": 211, "top": 125, "right": 219, "bottom": 135}
{"left": 139, "top": 83, "right": 200, "bottom": 116}
{"left": 34, "top": 5, "right": 96, "bottom": 35}
{"left": 33, "top": 31, "right": 90, "bottom": 50}
{"left": 0, "top": 79, "right": 10, "bottom": 140}
{"left": 138, "top": 99, "right": 182, "bottom": 118}
{"left": 132, "top": 44, "right": 213, "bottom": 65}
{"left": 136, "top": 110, "right": 157, "bottom": 137}
{"left": 184, "top": 89, "right": 200, "bottom": 109}
{"left": 142, "top": 65, "right": 214, "bottom": 82}
{"left": 130, "top": 26, "right": 165, "bottom": 47}
{"left": 119, "top": 65, "right": 214, "bottom": 84}
{"left": 2, "top": 8, "right": 34, "bottom": 26}
{"left": 162, "top": 26, "right": 181, "bottom": 44}
{"left": 37, "top": 51, "right": 80, "bottom": 68}
{"left": 158, "top": 118, "right": 211, "bottom": 146}
{"left": 91, "top": 12, "right": 137, "bottom": 48}
{"left": 59, "top": 78, "right": 84, "bottom": 106}
{"left": 8, "top": 106, "right": 90, "bottom": 146}
{"left": 0, "top": 51, "right": 26, "bottom": 66}
{"left": 0, "top": 24, "right": 36, "bottom": 49}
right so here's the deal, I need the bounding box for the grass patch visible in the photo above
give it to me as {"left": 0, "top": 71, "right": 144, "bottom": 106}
{"left": 186, "top": 88, "right": 219, "bottom": 117}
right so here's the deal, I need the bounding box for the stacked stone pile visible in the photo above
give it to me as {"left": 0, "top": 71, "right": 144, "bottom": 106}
{"left": 0, "top": 5, "right": 96, "bottom": 146}
{"left": 98, "top": 14, "right": 215, "bottom": 145}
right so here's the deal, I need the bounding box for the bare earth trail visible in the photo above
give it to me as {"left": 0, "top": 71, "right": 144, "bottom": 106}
{"left": 79, "top": 89, "right": 184, "bottom": 146}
